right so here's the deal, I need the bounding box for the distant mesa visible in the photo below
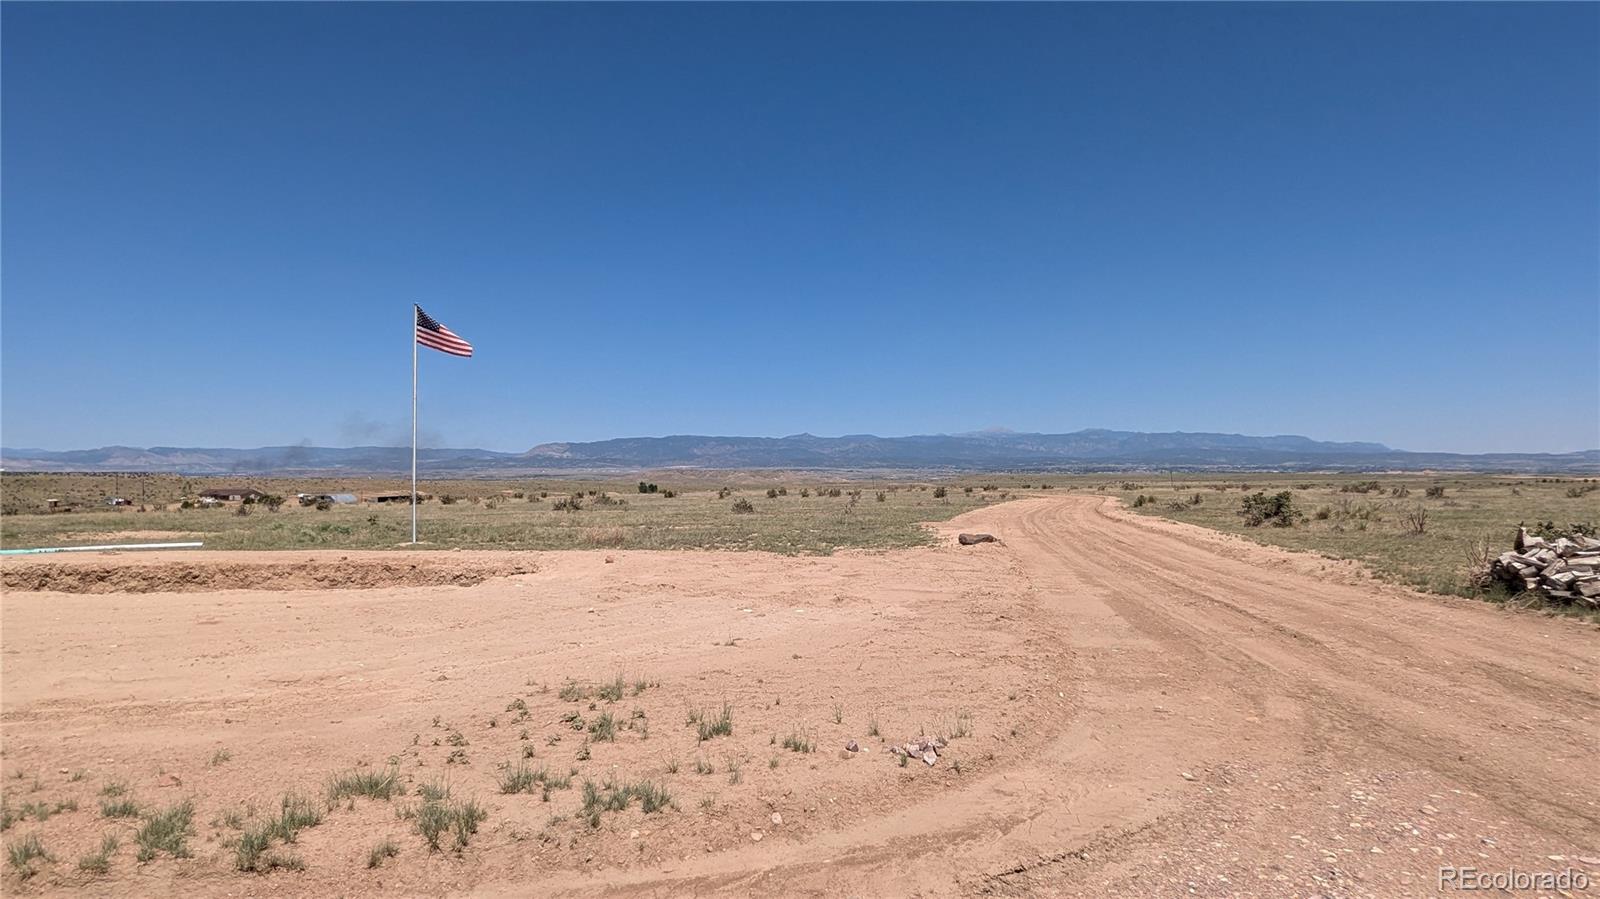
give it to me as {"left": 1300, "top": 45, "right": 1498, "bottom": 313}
{"left": 1, "top": 430, "right": 1595, "bottom": 475}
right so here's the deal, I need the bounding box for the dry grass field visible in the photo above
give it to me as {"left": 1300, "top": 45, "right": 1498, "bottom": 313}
{"left": 5, "top": 472, "right": 1595, "bottom": 608}
{"left": 1, "top": 474, "right": 1005, "bottom": 555}
{"left": 1098, "top": 473, "right": 1599, "bottom": 616}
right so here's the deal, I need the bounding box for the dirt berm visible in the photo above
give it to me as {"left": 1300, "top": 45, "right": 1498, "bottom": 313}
{"left": 0, "top": 553, "right": 535, "bottom": 593}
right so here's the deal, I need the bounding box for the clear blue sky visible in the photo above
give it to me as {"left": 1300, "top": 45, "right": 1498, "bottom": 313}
{"left": 3, "top": 3, "right": 1596, "bottom": 454}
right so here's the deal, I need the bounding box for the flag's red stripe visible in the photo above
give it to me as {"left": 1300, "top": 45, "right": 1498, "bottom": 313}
{"left": 417, "top": 326, "right": 471, "bottom": 348}
{"left": 418, "top": 340, "right": 471, "bottom": 356}
{"left": 420, "top": 324, "right": 469, "bottom": 343}
{"left": 419, "top": 341, "right": 472, "bottom": 357}
{"left": 417, "top": 330, "right": 471, "bottom": 352}
{"left": 417, "top": 330, "right": 473, "bottom": 356}
{"left": 417, "top": 327, "right": 462, "bottom": 342}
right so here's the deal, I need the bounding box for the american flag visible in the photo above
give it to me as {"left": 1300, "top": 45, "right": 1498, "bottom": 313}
{"left": 415, "top": 306, "right": 473, "bottom": 357}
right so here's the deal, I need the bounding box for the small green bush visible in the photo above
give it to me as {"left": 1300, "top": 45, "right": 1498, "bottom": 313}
{"left": 134, "top": 800, "right": 194, "bottom": 862}
{"left": 1238, "top": 491, "right": 1298, "bottom": 528}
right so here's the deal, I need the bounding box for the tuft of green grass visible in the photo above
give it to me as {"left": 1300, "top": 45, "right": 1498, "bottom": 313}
{"left": 326, "top": 767, "right": 403, "bottom": 803}
{"left": 558, "top": 680, "right": 586, "bottom": 702}
{"left": 781, "top": 730, "right": 815, "bottom": 753}
{"left": 209, "top": 748, "right": 232, "bottom": 767}
{"left": 867, "top": 713, "right": 880, "bottom": 737}
{"left": 831, "top": 703, "right": 844, "bottom": 725}
{"left": 366, "top": 839, "right": 400, "bottom": 869}
{"left": 17, "top": 799, "right": 75, "bottom": 822}
{"left": 100, "top": 798, "right": 140, "bottom": 819}
{"left": 588, "top": 711, "right": 617, "bottom": 742}
{"left": 235, "top": 828, "right": 272, "bottom": 872}
{"left": 696, "top": 703, "right": 733, "bottom": 742}
{"left": 252, "top": 851, "right": 305, "bottom": 872}
{"left": 7, "top": 833, "right": 49, "bottom": 878}
{"left": 635, "top": 781, "right": 673, "bottom": 814}
{"left": 498, "top": 762, "right": 542, "bottom": 794}
{"left": 235, "top": 794, "right": 323, "bottom": 872}
{"left": 416, "top": 797, "right": 486, "bottom": 852}
{"left": 134, "top": 799, "right": 194, "bottom": 862}
{"left": 725, "top": 756, "right": 743, "bottom": 785}
{"left": 693, "top": 756, "right": 714, "bottom": 776}
{"left": 271, "top": 794, "right": 322, "bottom": 842}
{"left": 77, "top": 833, "right": 119, "bottom": 875}
{"left": 950, "top": 709, "right": 973, "bottom": 739}
{"left": 417, "top": 780, "right": 451, "bottom": 803}
{"left": 596, "top": 674, "right": 626, "bottom": 703}
{"left": 579, "top": 776, "right": 673, "bottom": 821}
{"left": 99, "top": 781, "right": 128, "bottom": 798}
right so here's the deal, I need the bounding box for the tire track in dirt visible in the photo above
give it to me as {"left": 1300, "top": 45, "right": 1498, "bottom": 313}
{"left": 1032, "top": 498, "right": 1598, "bottom": 840}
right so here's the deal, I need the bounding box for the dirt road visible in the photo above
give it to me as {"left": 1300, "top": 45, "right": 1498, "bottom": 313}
{"left": 2, "top": 495, "right": 1596, "bottom": 896}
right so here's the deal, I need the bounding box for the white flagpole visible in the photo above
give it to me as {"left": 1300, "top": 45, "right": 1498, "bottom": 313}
{"left": 411, "top": 304, "right": 419, "bottom": 544}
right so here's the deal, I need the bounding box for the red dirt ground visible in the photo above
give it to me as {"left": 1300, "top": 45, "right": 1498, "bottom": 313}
{"left": 1, "top": 496, "right": 1595, "bottom": 896}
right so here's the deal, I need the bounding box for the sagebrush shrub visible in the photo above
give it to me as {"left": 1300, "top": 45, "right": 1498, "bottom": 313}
{"left": 1238, "top": 491, "right": 1298, "bottom": 527}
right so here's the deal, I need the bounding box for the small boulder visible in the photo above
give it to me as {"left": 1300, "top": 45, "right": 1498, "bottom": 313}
{"left": 845, "top": 740, "right": 859, "bottom": 752}
{"left": 958, "top": 533, "right": 998, "bottom": 546}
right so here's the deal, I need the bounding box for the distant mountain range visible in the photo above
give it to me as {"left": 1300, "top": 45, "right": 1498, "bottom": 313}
{"left": 3, "top": 430, "right": 1596, "bottom": 475}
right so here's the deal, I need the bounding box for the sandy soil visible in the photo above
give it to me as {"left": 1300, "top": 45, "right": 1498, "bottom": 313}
{"left": 1, "top": 496, "right": 1596, "bottom": 897}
